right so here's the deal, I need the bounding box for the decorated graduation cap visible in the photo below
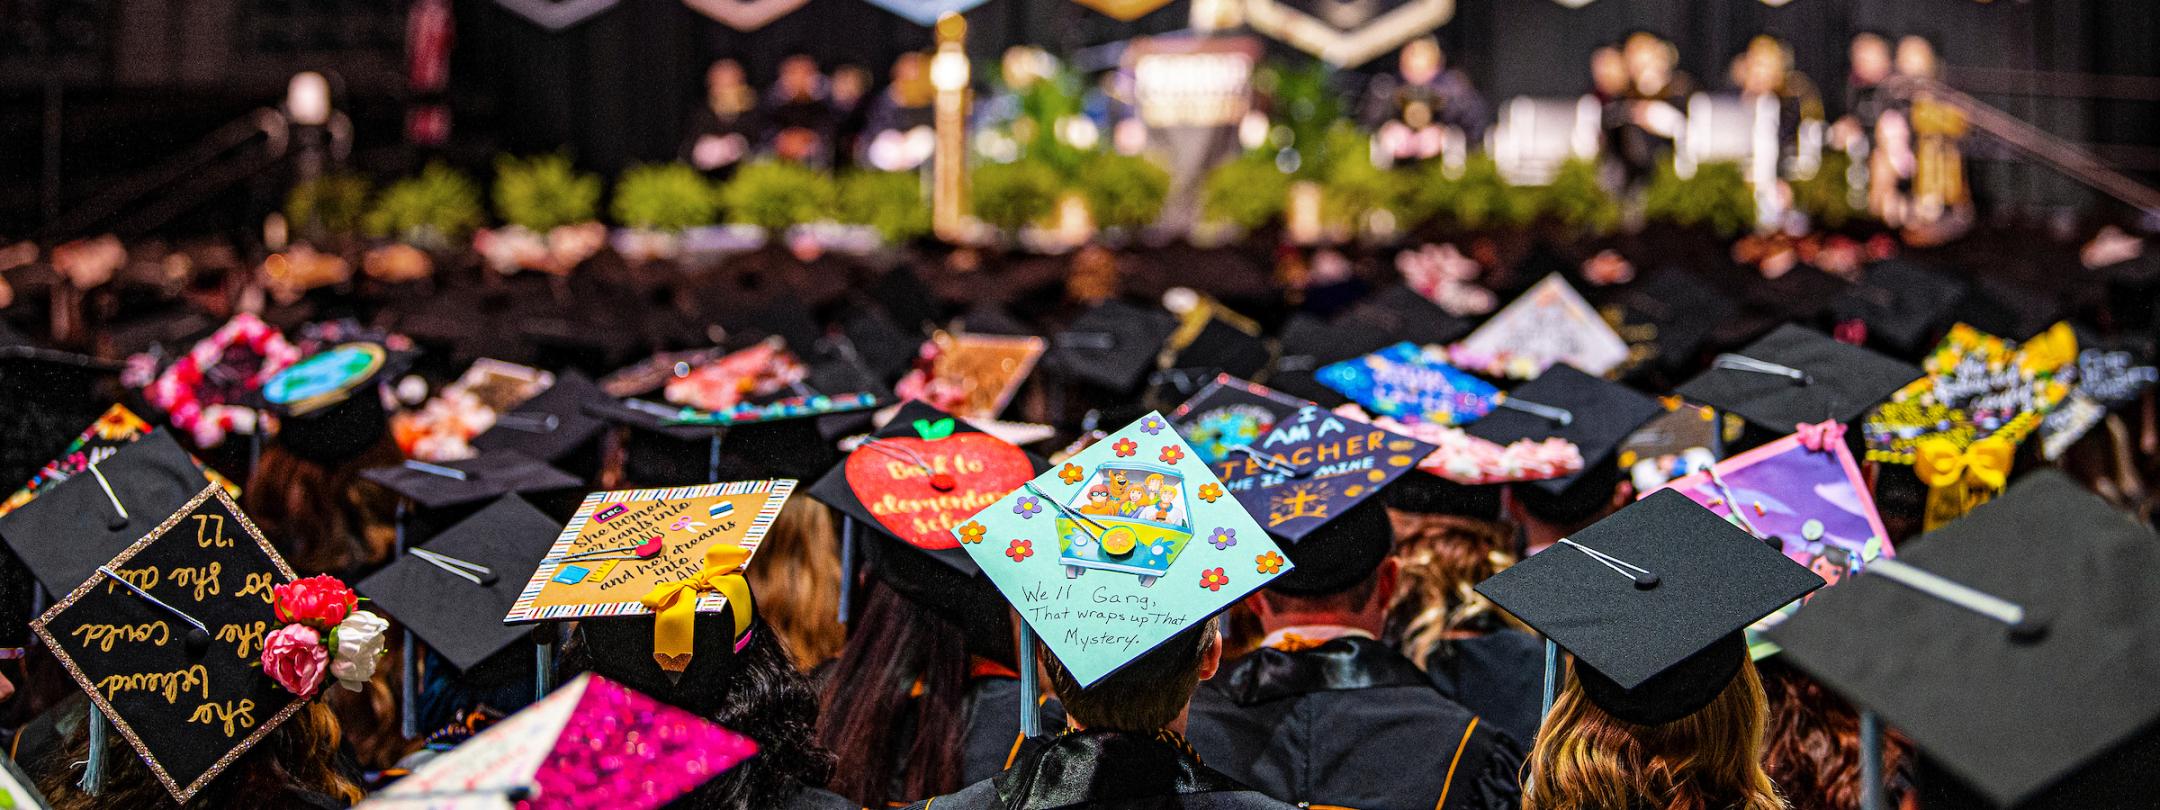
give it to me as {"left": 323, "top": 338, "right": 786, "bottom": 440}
{"left": 357, "top": 494, "right": 562, "bottom": 672}
{"left": 1044, "top": 300, "right": 1178, "bottom": 394}
{"left": 0, "top": 430, "right": 211, "bottom": 595}
{"left": 950, "top": 412, "right": 1291, "bottom": 687}
{"left": 1615, "top": 400, "right": 1728, "bottom": 493}
{"left": 1154, "top": 292, "right": 1270, "bottom": 398}
{"left": 1862, "top": 323, "right": 2077, "bottom": 530}
{"left": 2035, "top": 339, "right": 2158, "bottom": 461}
{"left": 1344, "top": 402, "right": 1584, "bottom": 518}
{"left": 1594, "top": 268, "right": 1738, "bottom": 381}
{"left": 1770, "top": 471, "right": 2160, "bottom": 807}
{"left": 0, "top": 750, "right": 49, "bottom": 809}
{"left": 808, "top": 401, "right": 1042, "bottom": 575}
{"left": 1168, "top": 374, "right": 1305, "bottom": 468}
{"left": 1447, "top": 273, "right": 1629, "bottom": 380}
{"left": 894, "top": 330, "right": 1045, "bottom": 422}
{"left": 585, "top": 340, "right": 880, "bottom": 484}
{"left": 139, "top": 313, "right": 301, "bottom": 449}
{"left": 1316, "top": 341, "right": 1499, "bottom": 427}
{"left": 29, "top": 485, "right": 308, "bottom": 802}
{"left": 1476, "top": 489, "right": 1824, "bottom": 725}
{"left": 504, "top": 479, "right": 795, "bottom": 674}
{"left": 361, "top": 450, "right": 582, "bottom": 513}
{"left": 0, "top": 404, "right": 236, "bottom": 518}
{"left": 1675, "top": 324, "right": 1921, "bottom": 439}
{"left": 1826, "top": 259, "right": 1968, "bottom": 357}
{"left": 356, "top": 673, "right": 758, "bottom": 810}
{"left": 1466, "top": 364, "right": 1663, "bottom": 496}
{"left": 469, "top": 371, "right": 610, "bottom": 465}
{"left": 260, "top": 341, "right": 398, "bottom": 464}
{"left": 1652, "top": 421, "right": 1893, "bottom": 659}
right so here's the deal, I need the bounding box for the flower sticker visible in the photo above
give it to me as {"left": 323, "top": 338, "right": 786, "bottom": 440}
{"left": 1158, "top": 445, "right": 1186, "bottom": 465}
{"left": 1256, "top": 551, "right": 1285, "bottom": 574}
{"left": 1060, "top": 463, "right": 1085, "bottom": 484}
{"left": 1113, "top": 438, "right": 1138, "bottom": 457}
{"left": 1199, "top": 567, "right": 1230, "bottom": 592}
{"left": 1140, "top": 416, "right": 1166, "bottom": 435}
{"left": 1014, "top": 496, "right": 1042, "bottom": 519}
{"left": 1198, "top": 482, "right": 1224, "bottom": 503}
{"left": 1209, "top": 527, "right": 1238, "bottom": 550}
{"left": 957, "top": 520, "right": 987, "bottom": 545}
{"left": 1006, "top": 538, "right": 1034, "bottom": 562}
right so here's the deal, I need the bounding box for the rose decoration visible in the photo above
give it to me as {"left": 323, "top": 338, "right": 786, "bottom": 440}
{"left": 1006, "top": 539, "right": 1034, "bottom": 563}
{"left": 262, "top": 624, "right": 330, "bottom": 698}
{"left": 272, "top": 575, "right": 358, "bottom": 630}
{"left": 328, "top": 611, "right": 391, "bottom": 693}
{"left": 1112, "top": 438, "right": 1138, "bottom": 458}
{"left": 1199, "top": 568, "right": 1229, "bottom": 592}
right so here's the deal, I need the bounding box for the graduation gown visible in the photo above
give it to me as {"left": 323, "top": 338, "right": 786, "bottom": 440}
{"left": 901, "top": 730, "right": 1293, "bottom": 810}
{"left": 957, "top": 673, "right": 1066, "bottom": 785}
{"left": 1187, "top": 636, "right": 1525, "bottom": 810}
{"left": 1422, "top": 627, "right": 1547, "bottom": 747}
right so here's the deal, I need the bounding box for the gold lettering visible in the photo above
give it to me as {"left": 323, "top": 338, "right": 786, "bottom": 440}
{"left": 168, "top": 562, "right": 222, "bottom": 601}
{"left": 217, "top": 621, "right": 269, "bottom": 659}
{"left": 188, "top": 699, "right": 257, "bottom": 737}
{"left": 237, "top": 572, "right": 276, "bottom": 604}
{"left": 69, "top": 621, "right": 171, "bottom": 652}
{"left": 94, "top": 665, "right": 210, "bottom": 703}
{"left": 103, "top": 566, "right": 159, "bottom": 595}
{"left": 193, "top": 514, "right": 232, "bottom": 548}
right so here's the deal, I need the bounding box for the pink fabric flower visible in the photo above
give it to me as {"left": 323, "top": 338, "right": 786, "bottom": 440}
{"left": 262, "top": 624, "right": 330, "bottom": 697}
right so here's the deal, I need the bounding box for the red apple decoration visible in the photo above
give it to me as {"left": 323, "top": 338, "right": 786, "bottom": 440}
{"left": 843, "top": 418, "right": 1033, "bottom": 551}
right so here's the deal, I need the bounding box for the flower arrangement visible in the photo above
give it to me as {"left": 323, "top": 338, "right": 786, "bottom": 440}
{"left": 1644, "top": 159, "right": 1755, "bottom": 236}
{"left": 261, "top": 574, "right": 388, "bottom": 698}
{"left": 142, "top": 314, "right": 301, "bottom": 448}
{"left": 365, "top": 163, "right": 485, "bottom": 250}
{"left": 1343, "top": 404, "right": 1583, "bottom": 485}
{"left": 970, "top": 158, "right": 1063, "bottom": 232}
{"left": 283, "top": 172, "right": 374, "bottom": 243}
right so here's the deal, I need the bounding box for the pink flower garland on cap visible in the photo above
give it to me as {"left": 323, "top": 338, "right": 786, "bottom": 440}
{"left": 1337, "top": 404, "right": 1584, "bottom": 485}
{"left": 142, "top": 314, "right": 300, "bottom": 448}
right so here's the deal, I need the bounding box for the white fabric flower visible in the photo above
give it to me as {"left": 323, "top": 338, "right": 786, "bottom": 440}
{"left": 328, "top": 610, "right": 390, "bottom": 692}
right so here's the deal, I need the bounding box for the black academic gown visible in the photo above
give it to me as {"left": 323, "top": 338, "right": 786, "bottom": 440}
{"left": 901, "top": 730, "right": 1293, "bottom": 810}
{"left": 1422, "top": 627, "right": 1547, "bottom": 747}
{"left": 1187, "top": 636, "right": 1525, "bottom": 810}
{"left": 958, "top": 675, "right": 1067, "bottom": 785}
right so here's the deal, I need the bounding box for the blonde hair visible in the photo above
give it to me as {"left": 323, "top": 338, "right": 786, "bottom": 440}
{"left": 1525, "top": 655, "right": 1785, "bottom": 810}
{"left": 746, "top": 497, "right": 845, "bottom": 671}
{"left": 1387, "top": 510, "right": 1521, "bottom": 666}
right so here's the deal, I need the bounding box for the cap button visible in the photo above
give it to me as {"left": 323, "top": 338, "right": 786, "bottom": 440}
{"left": 2008, "top": 611, "right": 2050, "bottom": 644}
{"left": 929, "top": 473, "right": 957, "bottom": 492}
{"left": 184, "top": 627, "right": 212, "bottom": 657}
{"left": 106, "top": 515, "right": 129, "bottom": 532}
{"left": 1633, "top": 572, "right": 1661, "bottom": 590}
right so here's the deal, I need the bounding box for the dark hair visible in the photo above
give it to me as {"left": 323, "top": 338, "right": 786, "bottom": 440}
{"left": 560, "top": 612, "right": 835, "bottom": 810}
{"left": 245, "top": 438, "right": 403, "bottom": 579}
{"left": 1513, "top": 459, "right": 1625, "bottom": 530}
{"left": 37, "top": 700, "right": 361, "bottom": 810}
{"left": 1041, "top": 617, "right": 1217, "bottom": 733}
{"left": 815, "top": 579, "right": 970, "bottom": 806}
{"left": 1759, "top": 658, "right": 1912, "bottom": 810}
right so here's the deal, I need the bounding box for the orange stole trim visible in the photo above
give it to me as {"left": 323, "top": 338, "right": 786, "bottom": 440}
{"left": 1434, "top": 716, "right": 1480, "bottom": 810}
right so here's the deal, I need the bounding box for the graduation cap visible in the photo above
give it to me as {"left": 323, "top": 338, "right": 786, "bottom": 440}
{"left": 1675, "top": 324, "right": 1922, "bottom": 435}
{"left": 0, "top": 404, "right": 236, "bottom": 519}
{"left": 30, "top": 485, "right": 308, "bottom": 802}
{"left": 808, "top": 401, "right": 1044, "bottom": 575}
{"left": 1466, "top": 364, "right": 1662, "bottom": 496}
{"left": 1826, "top": 260, "right": 1968, "bottom": 357}
{"left": 1044, "top": 300, "right": 1177, "bottom": 393}
{"left": 1168, "top": 374, "right": 1305, "bottom": 468}
{"left": 470, "top": 371, "right": 609, "bottom": 465}
{"left": 1594, "top": 268, "right": 1737, "bottom": 379}
{"left": 504, "top": 479, "right": 795, "bottom": 674}
{"left": 260, "top": 342, "right": 396, "bottom": 464}
{"left": 1334, "top": 285, "right": 1477, "bottom": 352}
{"left": 2036, "top": 342, "right": 2160, "bottom": 461}
{"left": 0, "top": 430, "right": 211, "bottom": 595}
{"left": 894, "top": 331, "right": 1045, "bottom": 422}
{"left": 139, "top": 313, "right": 302, "bottom": 448}
{"left": 1448, "top": 273, "right": 1630, "bottom": 380}
{"left": 1861, "top": 323, "right": 2077, "bottom": 467}
{"left": 1769, "top": 471, "right": 2160, "bottom": 807}
{"left": 355, "top": 673, "right": 758, "bottom": 810}
{"left": 357, "top": 494, "right": 562, "bottom": 672}
{"left": 950, "top": 411, "right": 1292, "bottom": 687}
{"left": 1156, "top": 296, "right": 1270, "bottom": 396}
{"left": 1266, "top": 314, "right": 1375, "bottom": 405}
{"left": 1475, "top": 489, "right": 1823, "bottom": 725}
{"left": 360, "top": 450, "right": 582, "bottom": 513}
{"left": 1315, "top": 342, "right": 1500, "bottom": 427}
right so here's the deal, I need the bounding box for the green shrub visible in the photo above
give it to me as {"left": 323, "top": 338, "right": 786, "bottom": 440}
{"left": 284, "top": 172, "right": 372, "bottom": 239}
{"left": 611, "top": 163, "right": 717, "bottom": 231}
{"left": 493, "top": 153, "right": 601, "bottom": 231}
{"left": 837, "top": 170, "right": 930, "bottom": 242}
{"left": 720, "top": 161, "right": 837, "bottom": 231}
{"left": 1400, "top": 154, "right": 1533, "bottom": 230}
{"left": 970, "top": 158, "right": 1062, "bottom": 232}
{"left": 1201, "top": 152, "right": 1291, "bottom": 231}
{"left": 1320, "top": 138, "right": 1406, "bottom": 231}
{"left": 365, "top": 163, "right": 485, "bottom": 246}
{"left": 1790, "top": 150, "right": 1859, "bottom": 229}
{"left": 1644, "top": 159, "right": 1755, "bottom": 236}
{"left": 1075, "top": 153, "right": 1170, "bottom": 231}
{"left": 1533, "top": 158, "right": 1620, "bottom": 234}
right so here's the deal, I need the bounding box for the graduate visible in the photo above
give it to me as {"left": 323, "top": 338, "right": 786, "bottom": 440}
{"left": 681, "top": 59, "right": 763, "bottom": 175}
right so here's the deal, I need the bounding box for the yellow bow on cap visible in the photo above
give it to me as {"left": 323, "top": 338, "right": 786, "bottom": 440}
{"left": 1914, "top": 436, "right": 2013, "bottom": 490}
{"left": 639, "top": 543, "right": 755, "bottom": 673}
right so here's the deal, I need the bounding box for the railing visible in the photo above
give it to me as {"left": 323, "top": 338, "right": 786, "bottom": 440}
{"left": 37, "top": 107, "right": 297, "bottom": 242}
{"left": 1882, "top": 74, "right": 2160, "bottom": 217}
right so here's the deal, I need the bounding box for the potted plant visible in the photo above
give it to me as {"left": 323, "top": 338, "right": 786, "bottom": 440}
{"left": 1074, "top": 152, "right": 1170, "bottom": 241}
{"left": 611, "top": 162, "right": 718, "bottom": 262}
{"left": 837, "top": 169, "right": 931, "bottom": 244}
{"left": 362, "top": 162, "right": 484, "bottom": 284}
{"left": 283, "top": 172, "right": 372, "bottom": 250}
{"left": 479, "top": 153, "right": 605, "bottom": 275}
{"left": 1200, "top": 151, "right": 1292, "bottom": 237}
{"left": 719, "top": 160, "right": 837, "bottom": 238}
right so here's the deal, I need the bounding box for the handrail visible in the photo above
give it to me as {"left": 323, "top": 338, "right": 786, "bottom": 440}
{"left": 1882, "top": 74, "right": 2160, "bottom": 215}
{"left": 38, "top": 107, "right": 292, "bottom": 241}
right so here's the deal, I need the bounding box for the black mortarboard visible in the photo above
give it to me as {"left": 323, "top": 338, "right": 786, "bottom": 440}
{"left": 260, "top": 342, "right": 396, "bottom": 464}
{"left": 1596, "top": 268, "right": 1737, "bottom": 380}
{"left": 1769, "top": 471, "right": 2160, "bottom": 808}
{"left": 359, "top": 450, "right": 581, "bottom": 512}
{"left": 1267, "top": 314, "right": 1395, "bottom": 406}
{"left": 1477, "top": 489, "right": 1823, "bottom": 725}
{"left": 30, "top": 486, "right": 306, "bottom": 802}
{"left": 0, "top": 339, "right": 121, "bottom": 487}
{"left": 1675, "top": 324, "right": 1922, "bottom": 433}
{"left": 1466, "top": 364, "right": 1662, "bottom": 495}
{"left": 1045, "top": 300, "right": 1177, "bottom": 393}
{"left": 833, "top": 303, "right": 921, "bottom": 382}
{"left": 1334, "top": 285, "right": 1477, "bottom": 350}
{"left": 1160, "top": 304, "right": 1272, "bottom": 393}
{"left": 868, "top": 263, "right": 942, "bottom": 335}
{"left": 0, "top": 430, "right": 210, "bottom": 595}
{"left": 1956, "top": 274, "right": 2070, "bottom": 343}
{"left": 357, "top": 494, "right": 561, "bottom": 671}
{"left": 1384, "top": 469, "right": 1504, "bottom": 520}
{"left": 1827, "top": 260, "right": 1969, "bottom": 357}
{"left": 469, "top": 371, "right": 609, "bottom": 465}
{"left": 807, "top": 400, "right": 1046, "bottom": 576}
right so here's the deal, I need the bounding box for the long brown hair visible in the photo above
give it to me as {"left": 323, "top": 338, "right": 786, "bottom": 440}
{"left": 1759, "top": 659, "right": 1911, "bottom": 810}
{"left": 815, "top": 578, "right": 971, "bottom": 807}
{"left": 1386, "top": 510, "right": 1521, "bottom": 666}
{"left": 743, "top": 497, "right": 844, "bottom": 671}
{"left": 39, "top": 701, "right": 361, "bottom": 809}
{"left": 243, "top": 438, "right": 402, "bottom": 578}
{"left": 1525, "top": 656, "right": 1785, "bottom": 810}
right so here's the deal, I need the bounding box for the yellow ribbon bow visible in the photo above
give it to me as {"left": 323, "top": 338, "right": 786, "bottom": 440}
{"left": 639, "top": 543, "right": 755, "bottom": 673}
{"left": 1914, "top": 436, "right": 2014, "bottom": 530}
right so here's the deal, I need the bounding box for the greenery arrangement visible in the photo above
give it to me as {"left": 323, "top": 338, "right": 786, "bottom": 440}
{"left": 1074, "top": 152, "right": 1170, "bottom": 232}
{"left": 720, "top": 160, "right": 837, "bottom": 231}
{"left": 970, "top": 158, "right": 1063, "bottom": 232}
{"left": 1789, "top": 150, "right": 1857, "bottom": 229}
{"left": 364, "top": 162, "right": 485, "bottom": 248}
{"left": 837, "top": 169, "right": 931, "bottom": 242}
{"left": 1644, "top": 159, "right": 1755, "bottom": 236}
{"left": 1533, "top": 158, "right": 1622, "bottom": 234}
{"left": 1401, "top": 154, "right": 1535, "bottom": 231}
{"left": 492, "top": 153, "right": 602, "bottom": 231}
{"left": 284, "top": 172, "right": 373, "bottom": 241}
{"left": 611, "top": 163, "right": 717, "bottom": 232}
{"left": 1201, "top": 151, "right": 1292, "bottom": 231}
{"left": 1319, "top": 125, "right": 1404, "bottom": 232}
